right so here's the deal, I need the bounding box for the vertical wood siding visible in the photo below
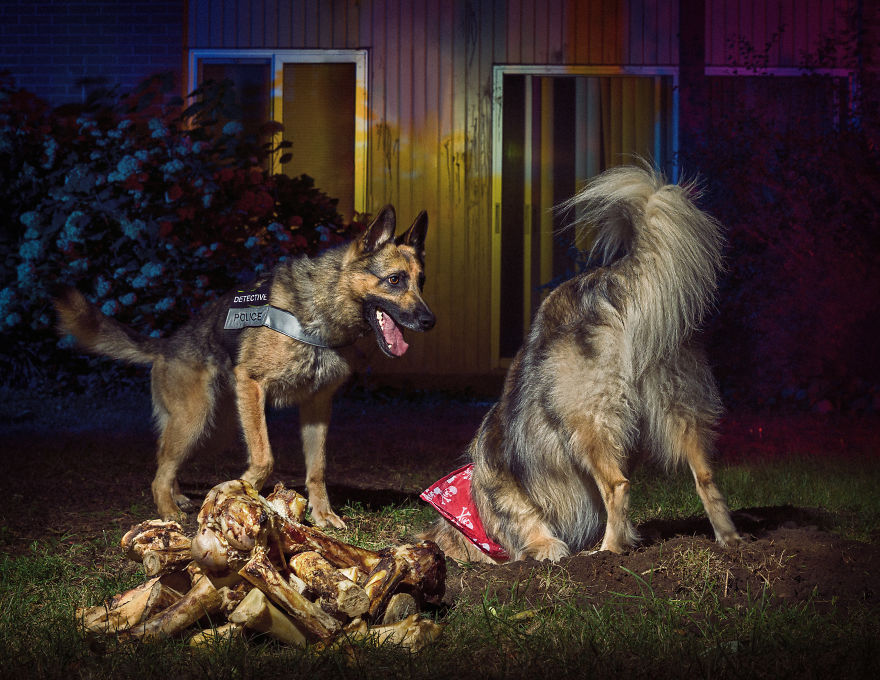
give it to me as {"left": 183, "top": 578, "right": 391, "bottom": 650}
{"left": 186, "top": 0, "right": 849, "bottom": 374}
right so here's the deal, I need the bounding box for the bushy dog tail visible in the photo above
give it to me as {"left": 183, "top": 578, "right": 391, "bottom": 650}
{"left": 54, "top": 288, "right": 164, "bottom": 365}
{"left": 558, "top": 164, "right": 724, "bottom": 372}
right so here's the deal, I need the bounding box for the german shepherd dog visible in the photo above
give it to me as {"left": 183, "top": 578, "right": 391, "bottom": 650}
{"left": 423, "top": 166, "right": 740, "bottom": 562}
{"left": 55, "top": 207, "right": 434, "bottom": 527}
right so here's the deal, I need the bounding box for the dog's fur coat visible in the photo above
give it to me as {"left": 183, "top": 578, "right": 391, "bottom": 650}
{"left": 423, "top": 166, "right": 741, "bottom": 562}
{"left": 56, "top": 207, "right": 434, "bottom": 526}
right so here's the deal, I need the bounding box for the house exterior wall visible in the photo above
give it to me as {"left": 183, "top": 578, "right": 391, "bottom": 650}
{"left": 1, "top": 0, "right": 184, "bottom": 103}
{"left": 3, "top": 0, "right": 868, "bottom": 375}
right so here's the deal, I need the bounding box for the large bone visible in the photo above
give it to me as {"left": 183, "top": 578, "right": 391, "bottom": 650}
{"left": 123, "top": 570, "right": 228, "bottom": 642}
{"left": 76, "top": 577, "right": 183, "bottom": 634}
{"left": 227, "top": 587, "right": 307, "bottom": 647}
{"left": 238, "top": 547, "right": 340, "bottom": 641}
{"left": 289, "top": 551, "right": 370, "bottom": 618}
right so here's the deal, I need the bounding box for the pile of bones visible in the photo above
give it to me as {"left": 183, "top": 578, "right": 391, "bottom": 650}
{"left": 77, "top": 480, "right": 447, "bottom": 652}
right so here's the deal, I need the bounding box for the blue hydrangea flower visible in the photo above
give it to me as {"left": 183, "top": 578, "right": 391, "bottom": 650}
{"left": 61, "top": 211, "right": 86, "bottom": 243}
{"left": 95, "top": 277, "right": 112, "bottom": 297}
{"left": 120, "top": 218, "right": 146, "bottom": 240}
{"left": 222, "top": 121, "right": 243, "bottom": 135}
{"left": 117, "top": 119, "right": 133, "bottom": 130}
{"left": 16, "top": 262, "right": 35, "bottom": 285}
{"left": 245, "top": 236, "right": 258, "bottom": 248}
{"left": 267, "top": 222, "right": 282, "bottom": 233}
{"left": 101, "top": 300, "right": 121, "bottom": 316}
{"left": 149, "top": 118, "right": 169, "bottom": 139}
{"left": 42, "top": 137, "right": 58, "bottom": 168}
{"left": 131, "top": 274, "right": 148, "bottom": 289}
{"left": 192, "top": 141, "right": 206, "bottom": 154}
{"left": 20, "top": 211, "right": 38, "bottom": 228}
{"left": 120, "top": 292, "right": 137, "bottom": 306}
{"left": 109, "top": 155, "right": 139, "bottom": 182}
{"left": 154, "top": 297, "right": 175, "bottom": 312}
{"left": 195, "top": 246, "right": 211, "bottom": 258}
{"left": 140, "top": 262, "right": 164, "bottom": 278}
{"left": 4, "top": 312, "right": 22, "bottom": 328}
{"left": 202, "top": 193, "right": 213, "bottom": 208}
{"left": 161, "top": 159, "right": 184, "bottom": 176}
{"left": 68, "top": 259, "right": 89, "bottom": 273}
{"left": 135, "top": 149, "right": 150, "bottom": 162}
{"left": 19, "top": 239, "right": 42, "bottom": 261}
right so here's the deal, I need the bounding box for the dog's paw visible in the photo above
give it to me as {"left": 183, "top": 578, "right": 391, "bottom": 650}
{"left": 174, "top": 494, "right": 195, "bottom": 513}
{"left": 526, "top": 537, "right": 570, "bottom": 563}
{"left": 716, "top": 530, "right": 743, "bottom": 547}
{"left": 311, "top": 508, "right": 347, "bottom": 530}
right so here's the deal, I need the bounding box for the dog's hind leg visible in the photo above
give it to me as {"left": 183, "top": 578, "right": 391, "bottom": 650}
{"left": 678, "top": 419, "right": 741, "bottom": 546}
{"left": 299, "top": 383, "right": 346, "bottom": 529}
{"left": 151, "top": 361, "right": 216, "bottom": 519}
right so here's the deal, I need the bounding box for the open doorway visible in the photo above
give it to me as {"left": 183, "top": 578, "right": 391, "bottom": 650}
{"left": 492, "top": 67, "right": 678, "bottom": 363}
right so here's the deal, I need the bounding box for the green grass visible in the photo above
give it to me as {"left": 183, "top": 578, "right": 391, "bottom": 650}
{"left": 1, "top": 458, "right": 878, "bottom": 679}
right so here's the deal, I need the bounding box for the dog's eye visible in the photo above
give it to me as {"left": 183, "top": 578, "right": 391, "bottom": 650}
{"left": 387, "top": 274, "right": 401, "bottom": 286}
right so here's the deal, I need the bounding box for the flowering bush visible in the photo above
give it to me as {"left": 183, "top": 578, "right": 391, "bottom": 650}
{"left": 0, "top": 73, "right": 366, "bottom": 388}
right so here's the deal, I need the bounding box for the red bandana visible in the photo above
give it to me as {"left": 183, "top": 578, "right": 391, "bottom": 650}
{"left": 420, "top": 464, "right": 510, "bottom": 561}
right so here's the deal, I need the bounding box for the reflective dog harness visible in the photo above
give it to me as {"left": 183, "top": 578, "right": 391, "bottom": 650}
{"left": 421, "top": 464, "right": 510, "bottom": 561}
{"left": 223, "top": 281, "right": 334, "bottom": 348}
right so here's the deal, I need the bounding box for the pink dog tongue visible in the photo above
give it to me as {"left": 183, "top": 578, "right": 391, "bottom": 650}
{"left": 380, "top": 311, "right": 409, "bottom": 356}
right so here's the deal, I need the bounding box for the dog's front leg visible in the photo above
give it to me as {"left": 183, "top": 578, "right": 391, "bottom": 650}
{"left": 299, "top": 386, "right": 345, "bottom": 529}
{"left": 234, "top": 367, "right": 274, "bottom": 491}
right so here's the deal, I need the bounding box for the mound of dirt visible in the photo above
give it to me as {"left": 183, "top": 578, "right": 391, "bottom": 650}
{"left": 443, "top": 506, "right": 879, "bottom": 614}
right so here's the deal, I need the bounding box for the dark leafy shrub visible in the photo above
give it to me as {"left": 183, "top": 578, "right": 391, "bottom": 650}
{"left": 683, "top": 88, "right": 880, "bottom": 411}
{"left": 0, "top": 73, "right": 366, "bottom": 389}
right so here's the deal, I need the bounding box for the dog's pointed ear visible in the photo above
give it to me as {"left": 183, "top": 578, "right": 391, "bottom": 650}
{"left": 359, "top": 205, "right": 396, "bottom": 253}
{"left": 395, "top": 210, "right": 428, "bottom": 263}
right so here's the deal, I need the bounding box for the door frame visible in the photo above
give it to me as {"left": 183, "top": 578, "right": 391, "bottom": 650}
{"left": 490, "top": 64, "right": 680, "bottom": 368}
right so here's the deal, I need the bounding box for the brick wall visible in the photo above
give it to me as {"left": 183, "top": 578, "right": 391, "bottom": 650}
{"left": 1, "top": 0, "right": 184, "bottom": 105}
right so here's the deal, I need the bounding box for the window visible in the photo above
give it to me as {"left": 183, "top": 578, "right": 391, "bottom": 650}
{"left": 188, "top": 50, "right": 368, "bottom": 219}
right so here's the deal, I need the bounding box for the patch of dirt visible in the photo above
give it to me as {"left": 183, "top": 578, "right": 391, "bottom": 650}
{"left": 1, "top": 386, "right": 878, "bottom": 617}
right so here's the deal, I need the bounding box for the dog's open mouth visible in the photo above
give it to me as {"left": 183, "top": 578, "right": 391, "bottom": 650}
{"left": 373, "top": 308, "right": 409, "bottom": 357}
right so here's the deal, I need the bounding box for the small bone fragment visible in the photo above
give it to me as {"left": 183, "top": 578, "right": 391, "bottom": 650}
{"left": 76, "top": 577, "right": 183, "bottom": 634}
{"left": 228, "top": 587, "right": 308, "bottom": 647}
{"left": 381, "top": 592, "right": 418, "bottom": 625}
{"left": 337, "top": 566, "right": 363, "bottom": 584}
{"left": 289, "top": 550, "right": 370, "bottom": 618}
{"left": 120, "top": 519, "right": 191, "bottom": 562}
{"left": 238, "top": 548, "right": 340, "bottom": 641}
{"left": 124, "top": 572, "right": 225, "bottom": 641}
{"left": 188, "top": 622, "right": 243, "bottom": 647}
{"left": 265, "top": 483, "right": 308, "bottom": 523}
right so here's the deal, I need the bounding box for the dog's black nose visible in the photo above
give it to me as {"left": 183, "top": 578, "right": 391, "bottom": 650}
{"left": 419, "top": 308, "right": 436, "bottom": 331}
